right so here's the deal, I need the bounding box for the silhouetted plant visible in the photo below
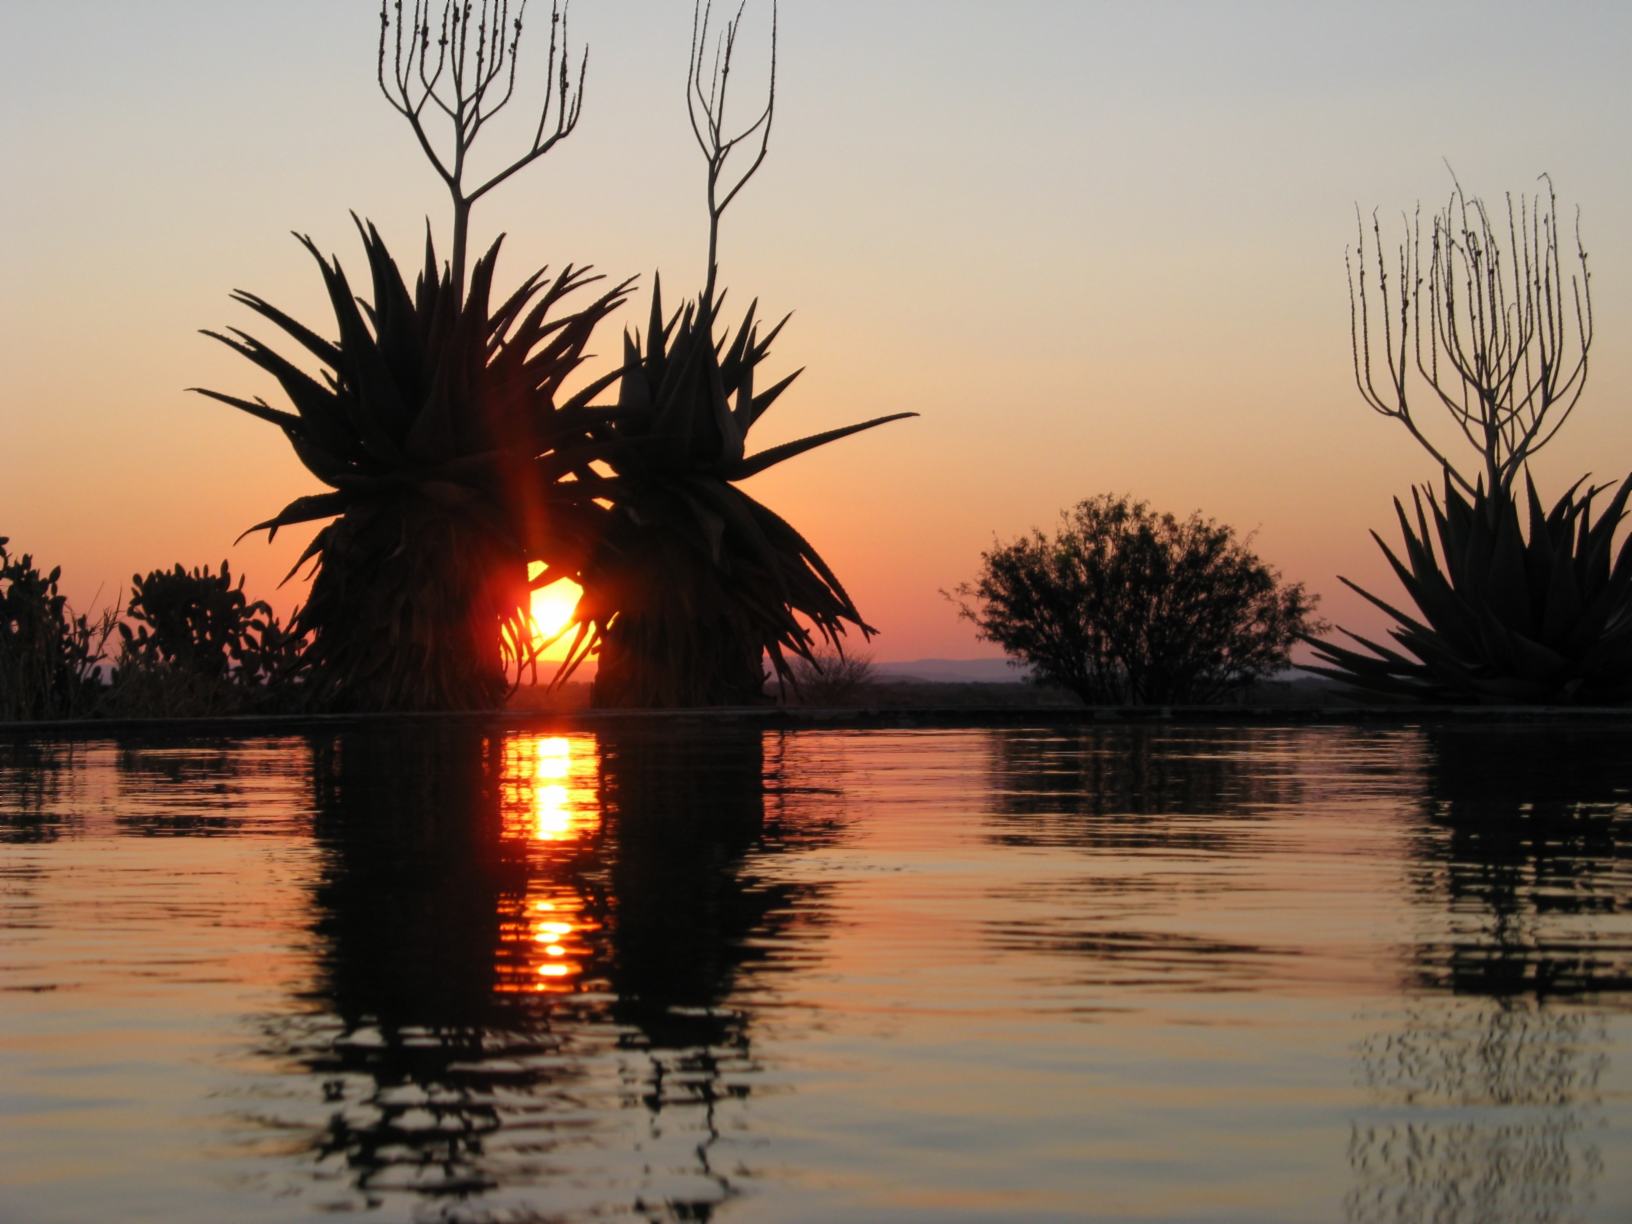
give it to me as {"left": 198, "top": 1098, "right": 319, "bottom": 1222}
{"left": 1308, "top": 473, "right": 1632, "bottom": 702}
{"left": 1317, "top": 177, "right": 1626, "bottom": 703}
{"left": 102, "top": 561, "right": 301, "bottom": 716}
{"left": 1348, "top": 174, "right": 1591, "bottom": 501}
{"left": 0, "top": 537, "right": 114, "bottom": 721}
{"left": 198, "top": 224, "right": 628, "bottom": 711}
{"left": 199, "top": 0, "right": 619, "bottom": 713}
{"left": 786, "top": 648, "right": 876, "bottom": 706}
{"left": 954, "top": 495, "right": 1321, "bottom": 705}
{"left": 553, "top": 1, "right": 913, "bottom": 707}
{"left": 208, "top": 2, "right": 903, "bottom": 711}
{"left": 116, "top": 561, "right": 269, "bottom": 681}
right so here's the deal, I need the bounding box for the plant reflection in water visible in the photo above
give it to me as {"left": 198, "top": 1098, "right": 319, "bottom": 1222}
{"left": 980, "top": 724, "right": 1631, "bottom": 1224}
{"left": 259, "top": 722, "right": 829, "bottom": 1216}
{"left": 1345, "top": 724, "right": 1632, "bottom": 1224}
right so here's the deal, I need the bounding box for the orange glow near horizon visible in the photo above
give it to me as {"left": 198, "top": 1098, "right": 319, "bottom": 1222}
{"left": 526, "top": 564, "right": 585, "bottom": 663}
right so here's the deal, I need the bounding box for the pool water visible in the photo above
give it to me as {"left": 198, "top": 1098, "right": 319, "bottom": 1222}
{"left": 2, "top": 722, "right": 1629, "bottom": 1221}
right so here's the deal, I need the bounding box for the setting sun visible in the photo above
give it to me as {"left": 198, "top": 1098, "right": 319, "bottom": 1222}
{"left": 527, "top": 564, "right": 583, "bottom": 659}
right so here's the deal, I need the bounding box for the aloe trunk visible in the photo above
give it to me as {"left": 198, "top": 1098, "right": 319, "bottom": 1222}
{"left": 589, "top": 535, "right": 768, "bottom": 708}
{"left": 294, "top": 498, "right": 528, "bottom": 711}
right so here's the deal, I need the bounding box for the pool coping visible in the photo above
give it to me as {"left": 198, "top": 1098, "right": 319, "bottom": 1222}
{"left": 4, "top": 703, "right": 1631, "bottom": 740}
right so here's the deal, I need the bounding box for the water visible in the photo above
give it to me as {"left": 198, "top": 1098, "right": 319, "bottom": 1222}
{"left": 2, "top": 722, "right": 1630, "bottom": 1222}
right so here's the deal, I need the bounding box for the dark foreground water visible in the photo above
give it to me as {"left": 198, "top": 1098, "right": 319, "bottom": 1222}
{"left": 2, "top": 722, "right": 1630, "bottom": 1222}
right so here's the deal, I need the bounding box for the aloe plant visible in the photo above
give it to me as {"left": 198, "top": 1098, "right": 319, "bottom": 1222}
{"left": 197, "top": 220, "right": 629, "bottom": 710}
{"left": 552, "top": 283, "right": 912, "bottom": 706}
{"left": 1306, "top": 474, "right": 1632, "bottom": 704}
{"left": 541, "top": 0, "right": 911, "bottom": 707}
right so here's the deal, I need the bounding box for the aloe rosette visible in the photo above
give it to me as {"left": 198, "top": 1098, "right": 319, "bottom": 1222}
{"left": 1308, "top": 473, "right": 1632, "bottom": 704}
{"left": 197, "top": 219, "right": 629, "bottom": 710}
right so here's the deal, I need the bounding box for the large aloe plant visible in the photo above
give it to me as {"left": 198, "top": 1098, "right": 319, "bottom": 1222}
{"left": 197, "top": 220, "right": 628, "bottom": 710}
{"left": 1306, "top": 474, "right": 1632, "bottom": 703}
{"left": 549, "top": 283, "right": 913, "bottom": 707}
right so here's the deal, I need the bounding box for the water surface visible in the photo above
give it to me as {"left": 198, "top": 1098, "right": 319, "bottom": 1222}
{"left": 2, "top": 722, "right": 1630, "bottom": 1221}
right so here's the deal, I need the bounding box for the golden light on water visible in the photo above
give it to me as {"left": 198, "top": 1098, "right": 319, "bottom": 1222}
{"left": 499, "top": 735, "right": 598, "bottom": 844}
{"left": 495, "top": 733, "right": 603, "bottom": 995}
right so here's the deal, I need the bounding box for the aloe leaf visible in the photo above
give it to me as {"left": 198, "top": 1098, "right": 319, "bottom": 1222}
{"left": 237, "top": 492, "right": 349, "bottom": 545}
{"left": 228, "top": 290, "right": 342, "bottom": 369}
{"left": 1337, "top": 573, "right": 1436, "bottom": 639}
{"left": 191, "top": 387, "right": 301, "bottom": 431}
{"left": 726, "top": 412, "right": 918, "bottom": 480}
{"left": 746, "top": 369, "right": 802, "bottom": 428}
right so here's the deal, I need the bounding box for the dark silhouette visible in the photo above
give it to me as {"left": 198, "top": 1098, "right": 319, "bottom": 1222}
{"left": 203, "top": 2, "right": 906, "bottom": 712}
{"left": 1312, "top": 177, "right": 1632, "bottom": 704}
{"left": 1308, "top": 472, "right": 1632, "bottom": 703}
{"left": 954, "top": 494, "right": 1320, "bottom": 705}
{"left": 198, "top": 226, "right": 629, "bottom": 711}
{"left": 200, "top": 2, "right": 620, "bottom": 713}
{"left": 784, "top": 648, "right": 878, "bottom": 706}
{"left": 0, "top": 537, "right": 114, "bottom": 721}
{"left": 99, "top": 562, "right": 297, "bottom": 717}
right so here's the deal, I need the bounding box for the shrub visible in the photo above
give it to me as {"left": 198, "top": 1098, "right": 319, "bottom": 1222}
{"left": 0, "top": 537, "right": 113, "bottom": 721}
{"left": 102, "top": 562, "right": 301, "bottom": 717}
{"left": 786, "top": 649, "right": 877, "bottom": 706}
{"left": 953, "top": 496, "right": 1321, "bottom": 705}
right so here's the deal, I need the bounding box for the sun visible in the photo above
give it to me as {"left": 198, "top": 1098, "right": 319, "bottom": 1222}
{"left": 526, "top": 563, "right": 584, "bottom": 661}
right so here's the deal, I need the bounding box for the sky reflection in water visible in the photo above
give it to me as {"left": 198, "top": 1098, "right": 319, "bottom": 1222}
{"left": 1, "top": 723, "right": 1630, "bottom": 1221}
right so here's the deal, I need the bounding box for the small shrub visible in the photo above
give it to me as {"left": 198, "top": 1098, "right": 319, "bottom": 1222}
{"left": 0, "top": 537, "right": 114, "bottom": 721}
{"left": 102, "top": 562, "right": 300, "bottom": 717}
{"left": 786, "top": 650, "right": 877, "bottom": 706}
{"left": 953, "top": 495, "right": 1322, "bottom": 705}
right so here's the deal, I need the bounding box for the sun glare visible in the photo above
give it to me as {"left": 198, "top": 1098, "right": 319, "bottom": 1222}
{"left": 527, "top": 563, "right": 583, "bottom": 660}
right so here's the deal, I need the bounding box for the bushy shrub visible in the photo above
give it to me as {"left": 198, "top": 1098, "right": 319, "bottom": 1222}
{"left": 0, "top": 537, "right": 113, "bottom": 721}
{"left": 954, "top": 495, "right": 1321, "bottom": 705}
{"left": 785, "top": 649, "right": 877, "bottom": 707}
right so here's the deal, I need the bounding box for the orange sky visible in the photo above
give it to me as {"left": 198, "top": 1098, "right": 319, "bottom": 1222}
{"left": 4, "top": 1, "right": 1630, "bottom": 663}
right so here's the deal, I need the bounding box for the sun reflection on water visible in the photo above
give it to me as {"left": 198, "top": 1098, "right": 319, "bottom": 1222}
{"left": 495, "top": 734, "right": 603, "bottom": 995}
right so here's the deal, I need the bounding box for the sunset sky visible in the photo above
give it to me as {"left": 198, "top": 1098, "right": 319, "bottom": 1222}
{"left": 5, "top": 0, "right": 1630, "bottom": 663}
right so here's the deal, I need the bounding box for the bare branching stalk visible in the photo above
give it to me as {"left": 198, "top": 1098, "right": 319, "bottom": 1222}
{"left": 1348, "top": 174, "right": 1593, "bottom": 502}
{"left": 378, "top": 0, "right": 587, "bottom": 298}
{"left": 687, "top": 0, "right": 777, "bottom": 316}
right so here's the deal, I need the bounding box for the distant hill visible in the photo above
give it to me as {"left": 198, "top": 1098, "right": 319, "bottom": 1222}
{"left": 872, "top": 657, "right": 1030, "bottom": 684}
